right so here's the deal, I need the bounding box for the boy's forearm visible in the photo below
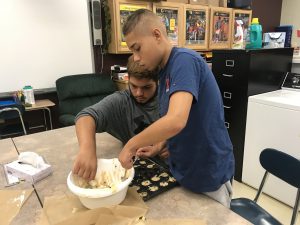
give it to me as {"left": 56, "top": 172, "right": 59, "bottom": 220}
{"left": 125, "top": 114, "right": 182, "bottom": 154}
{"left": 75, "top": 116, "right": 96, "bottom": 151}
{"left": 125, "top": 91, "right": 193, "bottom": 155}
{"left": 119, "top": 93, "right": 192, "bottom": 169}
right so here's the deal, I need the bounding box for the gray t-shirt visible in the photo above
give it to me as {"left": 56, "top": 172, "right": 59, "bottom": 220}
{"left": 75, "top": 90, "right": 159, "bottom": 144}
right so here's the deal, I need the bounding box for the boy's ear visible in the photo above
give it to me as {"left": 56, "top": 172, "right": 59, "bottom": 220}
{"left": 152, "top": 28, "right": 162, "bottom": 40}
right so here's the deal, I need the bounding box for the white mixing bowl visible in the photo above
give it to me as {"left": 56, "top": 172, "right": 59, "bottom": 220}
{"left": 67, "top": 158, "right": 134, "bottom": 209}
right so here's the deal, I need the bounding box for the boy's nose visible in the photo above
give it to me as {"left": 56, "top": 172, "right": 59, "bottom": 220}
{"left": 133, "top": 54, "right": 140, "bottom": 62}
{"left": 136, "top": 88, "right": 143, "bottom": 96}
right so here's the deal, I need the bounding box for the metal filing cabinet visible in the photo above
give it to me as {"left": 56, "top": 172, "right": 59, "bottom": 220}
{"left": 212, "top": 48, "right": 293, "bottom": 181}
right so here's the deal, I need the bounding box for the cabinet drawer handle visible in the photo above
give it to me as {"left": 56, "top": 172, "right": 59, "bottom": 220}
{"left": 226, "top": 60, "right": 235, "bottom": 67}
{"left": 225, "top": 122, "right": 230, "bottom": 129}
{"left": 224, "top": 92, "right": 232, "bottom": 99}
{"left": 224, "top": 105, "right": 231, "bottom": 109}
{"left": 222, "top": 73, "right": 233, "bottom": 78}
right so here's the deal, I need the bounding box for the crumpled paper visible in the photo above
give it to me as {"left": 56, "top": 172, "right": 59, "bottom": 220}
{"left": 0, "top": 188, "right": 33, "bottom": 225}
{"left": 138, "top": 219, "right": 206, "bottom": 225}
{"left": 38, "top": 187, "right": 207, "bottom": 225}
{"left": 38, "top": 188, "right": 148, "bottom": 225}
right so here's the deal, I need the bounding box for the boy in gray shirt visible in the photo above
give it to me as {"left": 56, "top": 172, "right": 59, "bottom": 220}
{"left": 72, "top": 56, "right": 165, "bottom": 180}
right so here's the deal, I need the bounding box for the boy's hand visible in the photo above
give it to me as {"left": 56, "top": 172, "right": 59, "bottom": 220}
{"left": 136, "top": 145, "right": 158, "bottom": 158}
{"left": 156, "top": 141, "right": 170, "bottom": 159}
{"left": 136, "top": 141, "right": 170, "bottom": 159}
{"left": 72, "top": 149, "right": 97, "bottom": 180}
{"left": 119, "top": 146, "right": 135, "bottom": 169}
{"left": 158, "top": 147, "right": 170, "bottom": 159}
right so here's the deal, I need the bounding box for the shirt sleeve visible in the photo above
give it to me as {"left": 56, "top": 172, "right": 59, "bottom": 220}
{"left": 168, "top": 53, "right": 203, "bottom": 102}
{"left": 75, "top": 93, "right": 124, "bottom": 133}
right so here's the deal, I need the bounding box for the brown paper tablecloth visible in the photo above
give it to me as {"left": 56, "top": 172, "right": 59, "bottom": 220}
{"left": 0, "top": 188, "right": 33, "bottom": 225}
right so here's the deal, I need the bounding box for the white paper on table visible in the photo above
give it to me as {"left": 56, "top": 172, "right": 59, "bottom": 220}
{"left": 2, "top": 164, "right": 20, "bottom": 186}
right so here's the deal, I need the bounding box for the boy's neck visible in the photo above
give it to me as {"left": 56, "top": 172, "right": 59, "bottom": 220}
{"left": 160, "top": 43, "right": 173, "bottom": 69}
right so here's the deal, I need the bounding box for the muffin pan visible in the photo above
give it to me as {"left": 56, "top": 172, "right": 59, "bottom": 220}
{"left": 129, "top": 158, "right": 178, "bottom": 201}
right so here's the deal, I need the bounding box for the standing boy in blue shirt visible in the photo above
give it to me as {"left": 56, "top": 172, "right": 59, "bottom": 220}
{"left": 118, "top": 9, "right": 235, "bottom": 207}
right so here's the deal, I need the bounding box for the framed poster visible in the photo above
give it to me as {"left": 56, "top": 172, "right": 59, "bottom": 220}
{"left": 183, "top": 5, "right": 209, "bottom": 50}
{"left": 231, "top": 9, "right": 252, "bottom": 49}
{"left": 108, "top": 0, "right": 152, "bottom": 53}
{"left": 209, "top": 7, "right": 232, "bottom": 49}
{"left": 153, "top": 2, "right": 184, "bottom": 47}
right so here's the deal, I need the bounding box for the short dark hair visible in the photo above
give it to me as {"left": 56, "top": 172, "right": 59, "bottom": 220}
{"left": 122, "top": 9, "right": 155, "bottom": 36}
{"left": 127, "top": 55, "right": 158, "bottom": 82}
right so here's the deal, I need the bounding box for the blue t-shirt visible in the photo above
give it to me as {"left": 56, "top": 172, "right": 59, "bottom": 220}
{"left": 159, "top": 47, "right": 234, "bottom": 192}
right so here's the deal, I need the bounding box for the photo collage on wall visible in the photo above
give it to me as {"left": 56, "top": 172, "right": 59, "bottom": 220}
{"left": 185, "top": 10, "right": 207, "bottom": 45}
{"left": 212, "top": 11, "right": 230, "bottom": 43}
{"left": 156, "top": 8, "right": 179, "bottom": 46}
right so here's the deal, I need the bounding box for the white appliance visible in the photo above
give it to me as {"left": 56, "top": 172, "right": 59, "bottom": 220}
{"left": 243, "top": 72, "right": 300, "bottom": 207}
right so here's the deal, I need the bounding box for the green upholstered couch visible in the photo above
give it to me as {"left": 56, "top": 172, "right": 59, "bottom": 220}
{"left": 56, "top": 74, "right": 117, "bottom": 126}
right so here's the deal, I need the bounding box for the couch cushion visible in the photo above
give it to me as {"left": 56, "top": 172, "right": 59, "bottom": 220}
{"left": 56, "top": 74, "right": 117, "bottom": 126}
{"left": 59, "top": 95, "right": 107, "bottom": 116}
{"left": 56, "top": 74, "right": 116, "bottom": 101}
{"left": 59, "top": 114, "right": 76, "bottom": 127}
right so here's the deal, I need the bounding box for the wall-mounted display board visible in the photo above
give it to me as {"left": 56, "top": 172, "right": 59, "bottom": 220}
{"left": 153, "top": 2, "right": 184, "bottom": 47}
{"left": 108, "top": 0, "right": 152, "bottom": 53}
{"left": 183, "top": 4, "right": 209, "bottom": 50}
{"left": 209, "top": 7, "right": 232, "bottom": 49}
{"left": 0, "top": 0, "right": 94, "bottom": 92}
{"left": 231, "top": 9, "right": 252, "bottom": 49}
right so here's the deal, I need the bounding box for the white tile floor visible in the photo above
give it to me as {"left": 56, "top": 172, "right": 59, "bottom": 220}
{"left": 232, "top": 180, "right": 300, "bottom": 225}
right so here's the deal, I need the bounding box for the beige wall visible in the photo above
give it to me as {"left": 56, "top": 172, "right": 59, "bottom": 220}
{"left": 280, "top": 0, "right": 300, "bottom": 46}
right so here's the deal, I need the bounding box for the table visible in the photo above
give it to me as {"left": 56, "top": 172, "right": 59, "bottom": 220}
{"left": 0, "top": 138, "right": 42, "bottom": 225}
{"left": 13, "top": 127, "right": 123, "bottom": 204}
{"left": 11, "top": 126, "right": 251, "bottom": 224}
{"left": 25, "top": 99, "right": 55, "bottom": 130}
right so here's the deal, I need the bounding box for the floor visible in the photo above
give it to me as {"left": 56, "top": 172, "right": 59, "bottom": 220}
{"left": 232, "top": 180, "right": 300, "bottom": 225}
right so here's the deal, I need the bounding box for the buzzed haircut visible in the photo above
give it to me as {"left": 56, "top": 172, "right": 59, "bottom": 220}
{"left": 127, "top": 55, "right": 158, "bottom": 82}
{"left": 122, "top": 9, "right": 166, "bottom": 36}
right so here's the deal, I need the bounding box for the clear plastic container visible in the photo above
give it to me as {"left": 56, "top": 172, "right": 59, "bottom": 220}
{"left": 23, "top": 85, "right": 35, "bottom": 105}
